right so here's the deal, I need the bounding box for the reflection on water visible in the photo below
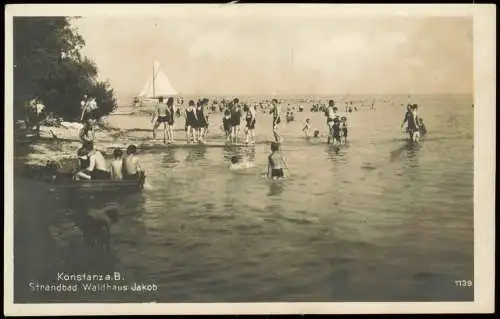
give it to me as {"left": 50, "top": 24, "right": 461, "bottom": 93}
{"left": 14, "top": 95, "right": 474, "bottom": 302}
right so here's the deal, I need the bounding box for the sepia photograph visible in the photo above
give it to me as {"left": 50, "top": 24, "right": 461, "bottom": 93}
{"left": 4, "top": 3, "right": 495, "bottom": 316}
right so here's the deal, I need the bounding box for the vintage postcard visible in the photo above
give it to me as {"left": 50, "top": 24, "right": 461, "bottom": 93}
{"left": 4, "top": 3, "right": 495, "bottom": 316}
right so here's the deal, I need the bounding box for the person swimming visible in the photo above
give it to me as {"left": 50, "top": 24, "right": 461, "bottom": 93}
{"left": 229, "top": 155, "right": 253, "bottom": 170}
{"left": 267, "top": 142, "right": 289, "bottom": 180}
{"left": 109, "top": 148, "right": 124, "bottom": 181}
{"left": 74, "top": 147, "right": 91, "bottom": 180}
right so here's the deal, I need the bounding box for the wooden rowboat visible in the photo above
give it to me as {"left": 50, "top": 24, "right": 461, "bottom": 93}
{"left": 45, "top": 172, "right": 146, "bottom": 192}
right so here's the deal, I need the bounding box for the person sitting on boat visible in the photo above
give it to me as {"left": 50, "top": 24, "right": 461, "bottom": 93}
{"left": 81, "top": 141, "right": 109, "bottom": 180}
{"left": 122, "top": 144, "right": 143, "bottom": 180}
{"left": 195, "top": 100, "right": 208, "bottom": 144}
{"left": 79, "top": 118, "right": 96, "bottom": 143}
{"left": 74, "top": 147, "right": 92, "bottom": 180}
{"left": 109, "top": 148, "right": 124, "bottom": 181}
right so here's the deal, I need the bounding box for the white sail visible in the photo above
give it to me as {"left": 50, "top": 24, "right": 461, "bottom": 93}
{"left": 138, "top": 60, "right": 177, "bottom": 98}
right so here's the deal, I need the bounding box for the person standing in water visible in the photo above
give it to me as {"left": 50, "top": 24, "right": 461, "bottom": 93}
{"left": 401, "top": 104, "right": 420, "bottom": 143}
{"left": 230, "top": 98, "right": 242, "bottom": 144}
{"left": 244, "top": 103, "right": 256, "bottom": 144}
{"left": 195, "top": 99, "right": 207, "bottom": 143}
{"left": 185, "top": 100, "right": 198, "bottom": 143}
{"left": 271, "top": 98, "right": 282, "bottom": 143}
{"left": 166, "top": 97, "right": 176, "bottom": 144}
{"left": 152, "top": 96, "right": 170, "bottom": 143}
{"left": 267, "top": 142, "right": 289, "bottom": 180}
{"left": 325, "top": 100, "right": 337, "bottom": 144}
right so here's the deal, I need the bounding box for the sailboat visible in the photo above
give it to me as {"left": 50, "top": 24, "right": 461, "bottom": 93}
{"left": 134, "top": 60, "right": 177, "bottom": 107}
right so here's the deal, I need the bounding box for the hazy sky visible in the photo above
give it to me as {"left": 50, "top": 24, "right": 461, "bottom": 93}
{"left": 72, "top": 11, "right": 472, "bottom": 102}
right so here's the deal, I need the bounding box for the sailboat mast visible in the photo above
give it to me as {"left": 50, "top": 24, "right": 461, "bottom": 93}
{"left": 152, "top": 61, "right": 156, "bottom": 98}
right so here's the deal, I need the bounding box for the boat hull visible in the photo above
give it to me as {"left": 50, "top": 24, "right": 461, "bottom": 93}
{"left": 46, "top": 172, "right": 146, "bottom": 193}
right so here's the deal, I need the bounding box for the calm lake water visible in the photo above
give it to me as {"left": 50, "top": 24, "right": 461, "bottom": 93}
{"left": 13, "top": 94, "right": 474, "bottom": 302}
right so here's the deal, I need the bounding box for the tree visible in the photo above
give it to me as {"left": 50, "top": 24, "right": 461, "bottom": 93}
{"left": 13, "top": 17, "right": 117, "bottom": 121}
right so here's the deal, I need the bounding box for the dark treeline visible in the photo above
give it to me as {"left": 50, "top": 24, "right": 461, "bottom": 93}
{"left": 13, "top": 17, "right": 117, "bottom": 121}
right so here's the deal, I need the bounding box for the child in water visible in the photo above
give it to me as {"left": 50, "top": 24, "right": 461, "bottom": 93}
{"left": 267, "top": 142, "right": 289, "bottom": 180}
{"left": 109, "top": 148, "right": 123, "bottom": 180}
{"left": 302, "top": 118, "right": 312, "bottom": 137}
{"left": 418, "top": 118, "right": 427, "bottom": 137}
{"left": 340, "top": 116, "right": 348, "bottom": 144}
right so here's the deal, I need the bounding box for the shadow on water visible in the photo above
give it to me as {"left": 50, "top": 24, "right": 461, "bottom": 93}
{"left": 185, "top": 146, "right": 207, "bottom": 162}
{"left": 267, "top": 180, "right": 285, "bottom": 197}
{"left": 390, "top": 139, "right": 424, "bottom": 162}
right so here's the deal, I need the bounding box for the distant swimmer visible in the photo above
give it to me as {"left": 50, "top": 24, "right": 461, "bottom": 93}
{"left": 271, "top": 98, "right": 283, "bottom": 143}
{"left": 122, "top": 144, "right": 143, "bottom": 180}
{"left": 152, "top": 96, "right": 170, "bottom": 143}
{"left": 185, "top": 100, "right": 198, "bottom": 143}
{"left": 267, "top": 142, "right": 289, "bottom": 180}
{"left": 244, "top": 103, "right": 256, "bottom": 144}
